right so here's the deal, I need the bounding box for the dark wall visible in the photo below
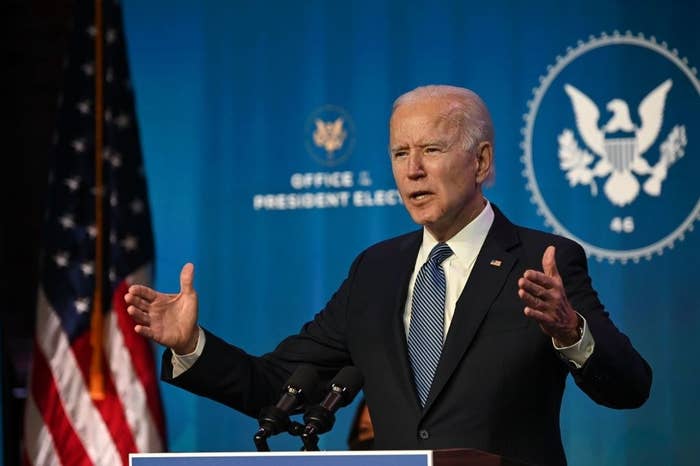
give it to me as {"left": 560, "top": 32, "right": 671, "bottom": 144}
{"left": 3, "top": 1, "right": 72, "bottom": 464}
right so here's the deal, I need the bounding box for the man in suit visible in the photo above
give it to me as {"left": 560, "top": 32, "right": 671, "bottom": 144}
{"left": 125, "top": 85, "right": 651, "bottom": 466}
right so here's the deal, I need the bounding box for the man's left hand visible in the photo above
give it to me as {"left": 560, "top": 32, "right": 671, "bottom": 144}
{"left": 518, "top": 245, "right": 581, "bottom": 347}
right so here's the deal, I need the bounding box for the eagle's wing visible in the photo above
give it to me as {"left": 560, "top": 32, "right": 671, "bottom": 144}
{"left": 564, "top": 84, "right": 605, "bottom": 156}
{"left": 636, "top": 79, "right": 672, "bottom": 154}
{"left": 313, "top": 119, "right": 328, "bottom": 145}
{"left": 331, "top": 118, "right": 344, "bottom": 137}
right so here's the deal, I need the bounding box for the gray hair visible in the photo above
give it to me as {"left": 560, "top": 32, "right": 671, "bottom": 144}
{"left": 392, "top": 85, "right": 495, "bottom": 183}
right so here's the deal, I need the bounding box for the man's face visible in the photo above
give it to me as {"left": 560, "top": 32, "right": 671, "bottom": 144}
{"left": 390, "top": 97, "right": 489, "bottom": 241}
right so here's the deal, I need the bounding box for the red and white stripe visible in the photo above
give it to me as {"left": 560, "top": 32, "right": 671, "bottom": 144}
{"left": 24, "top": 266, "right": 165, "bottom": 465}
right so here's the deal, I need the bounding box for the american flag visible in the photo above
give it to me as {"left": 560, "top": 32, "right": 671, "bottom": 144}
{"left": 23, "top": 1, "right": 166, "bottom": 464}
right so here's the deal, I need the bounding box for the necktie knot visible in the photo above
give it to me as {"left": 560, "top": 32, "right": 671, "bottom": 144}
{"left": 428, "top": 243, "right": 452, "bottom": 266}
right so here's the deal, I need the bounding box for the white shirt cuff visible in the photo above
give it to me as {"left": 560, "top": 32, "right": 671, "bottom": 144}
{"left": 171, "top": 326, "right": 206, "bottom": 378}
{"left": 552, "top": 314, "right": 595, "bottom": 369}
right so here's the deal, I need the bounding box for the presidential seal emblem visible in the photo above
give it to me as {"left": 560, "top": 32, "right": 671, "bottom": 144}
{"left": 305, "top": 105, "right": 356, "bottom": 167}
{"left": 521, "top": 31, "right": 699, "bottom": 263}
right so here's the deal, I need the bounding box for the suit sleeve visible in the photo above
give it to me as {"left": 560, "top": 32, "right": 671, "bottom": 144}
{"left": 161, "top": 250, "right": 366, "bottom": 418}
{"left": 557, "top": 240, "right": 652, "bottom": 408}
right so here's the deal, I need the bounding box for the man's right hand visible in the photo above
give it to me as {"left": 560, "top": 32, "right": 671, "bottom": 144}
{"left": 125, "top": 263, "right": 199, "bottom": 354}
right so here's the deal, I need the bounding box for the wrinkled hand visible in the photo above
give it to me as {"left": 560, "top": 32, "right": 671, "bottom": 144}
{"left": 518, "top": 246, "right": 581, "bottom": 346}
{"left": 124, "top": 263, "right": 199, "bottom": 354}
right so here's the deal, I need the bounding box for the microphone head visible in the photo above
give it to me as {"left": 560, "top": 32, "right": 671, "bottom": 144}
{"left": 284, "top": 365, "right": 320, "bottom": 403}
{"left": 328, "top": 366, "right": 364, "bottom": 407}
{"left": 301, "top": 366, "right": 364, "bottom": 437}
{"left": 258, "top": 365, "right": 320, "bottom": 436}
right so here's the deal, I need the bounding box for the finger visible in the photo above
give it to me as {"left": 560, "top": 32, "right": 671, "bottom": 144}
{"left": 518, "top": 288, "right": 547, "bottom": 311}
{"left": 124, "top": 293, "right": 151, "bottom": 312}
{"left": 180, "top": 263, "right": 195, "bottom": 294}
{"left": 518, "top": 277, "right": 548, "bottom": 300}
{"left": 127, "top": 284, "right": 158, "bottom": 302}
{"left": 134, "top": 324, "right": 155, "bottom": 340}
{"left": 522, "top": 269, "right": 553, "bottom": 288}
{"left": 127, "top": 305, "right": 151, "bottom": 325}
{"left": 542, "top": 245, "right": 560, "bottom": 278}
{"left": 523, "top": 307, "right": 556, "bottom": 325}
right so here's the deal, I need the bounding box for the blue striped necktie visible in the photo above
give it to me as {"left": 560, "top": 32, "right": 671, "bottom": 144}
{"left": 408, "top": 242, "right": 453, "bottom": 407}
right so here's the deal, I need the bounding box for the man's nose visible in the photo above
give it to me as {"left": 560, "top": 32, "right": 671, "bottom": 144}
{"left": 407, "top": 152, "right": 425, "bottom": 179}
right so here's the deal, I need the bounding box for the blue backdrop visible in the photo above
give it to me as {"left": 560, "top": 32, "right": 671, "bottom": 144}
{"left": 122, "top": 1, "right": 700, "bottom": 464}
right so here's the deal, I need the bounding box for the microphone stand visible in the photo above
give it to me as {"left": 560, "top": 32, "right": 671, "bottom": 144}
{"left": 288, "top": 421, "right": 316, "bottom": 451}
{"left": 300, "top": 429, "right": 320, "bottom": 451}
{"left": 253, "top": 428, "right": 271, "bottom": 452}
{"left": 254, "top": 420, "right": 312, "bottom": 452}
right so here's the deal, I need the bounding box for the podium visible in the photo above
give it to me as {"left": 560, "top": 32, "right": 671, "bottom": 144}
{"left": 130, "top": 449, "right": 528, "bottom": 466}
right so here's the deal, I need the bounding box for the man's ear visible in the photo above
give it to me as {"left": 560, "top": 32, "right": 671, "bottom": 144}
{"left": 475, "top": 141, "right": 493, "bottom": 184}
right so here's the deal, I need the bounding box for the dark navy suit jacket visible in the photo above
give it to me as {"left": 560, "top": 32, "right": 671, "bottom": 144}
{"left": 163, "top": 206, "right": 651, "bottom": 466}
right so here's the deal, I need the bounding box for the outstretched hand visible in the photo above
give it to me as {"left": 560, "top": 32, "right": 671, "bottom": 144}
{"left": 124, "top": 263, "right": 200, "bottom": 354}
{"left": 518, "top": 246, "right": 581, "bottom": 347}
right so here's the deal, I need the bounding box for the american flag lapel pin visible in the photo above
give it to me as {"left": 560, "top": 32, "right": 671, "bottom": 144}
{"left": 489, "top": 259, "right": 502, "bottom": 267}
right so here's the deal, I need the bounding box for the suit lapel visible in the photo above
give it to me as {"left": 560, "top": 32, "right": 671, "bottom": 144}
{"left": 422, "top": 207, "right": 521, "bottom": 413}
{"left": 383, "top": 231, "right": 423, "bottom": 409}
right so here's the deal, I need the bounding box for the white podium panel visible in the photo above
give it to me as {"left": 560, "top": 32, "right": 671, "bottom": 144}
{"left": 130, "top": 451, "right": 433, "bottom": 466}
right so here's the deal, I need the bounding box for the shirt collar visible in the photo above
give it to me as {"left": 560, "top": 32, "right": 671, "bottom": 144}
{"left": 419, "top": 201, "right": 495, "bottom": 265}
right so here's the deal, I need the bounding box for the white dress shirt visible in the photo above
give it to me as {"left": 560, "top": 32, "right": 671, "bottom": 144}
{"left": 402, "top": 201, "right": 494, "bottom": 340}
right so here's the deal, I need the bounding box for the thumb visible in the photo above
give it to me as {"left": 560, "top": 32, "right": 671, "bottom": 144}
{"left": 180, "top": 263, "right": 195, "bottom": 294}
{"left": 542, "top": 246, "right": 559, "bottom": 278}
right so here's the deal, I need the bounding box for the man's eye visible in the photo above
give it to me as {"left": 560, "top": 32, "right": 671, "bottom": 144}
{"left": 425, "top": 147, "right": 441, "bottom": 154}
{"left": 393, "top": 151, "right": 408, "bottom": 158}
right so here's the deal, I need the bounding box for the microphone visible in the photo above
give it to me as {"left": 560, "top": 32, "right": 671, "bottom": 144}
{"left": 254, "top": 365, "right": 319, "bottom": 451}
{"left": 302, "top": 366, "right": 364, "bottom": 443}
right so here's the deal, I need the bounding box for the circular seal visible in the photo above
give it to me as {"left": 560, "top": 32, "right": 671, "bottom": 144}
{"left": 521, "top": 31, "right": 700, "bottom": 263}
{"left": 304, "top": 105, "right": 356, "bottom": 167}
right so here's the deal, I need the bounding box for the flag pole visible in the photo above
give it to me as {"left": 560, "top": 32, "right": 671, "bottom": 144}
{"left": 90, "top": 0, "right": 105, "bottom": 401}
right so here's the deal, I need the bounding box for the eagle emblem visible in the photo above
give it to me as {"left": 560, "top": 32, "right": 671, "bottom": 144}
{"left": 559, "top": 79, "right": 687, "bottom": 206}
{"left": 312, "top": 117, "right": 347, "bottom": 157}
